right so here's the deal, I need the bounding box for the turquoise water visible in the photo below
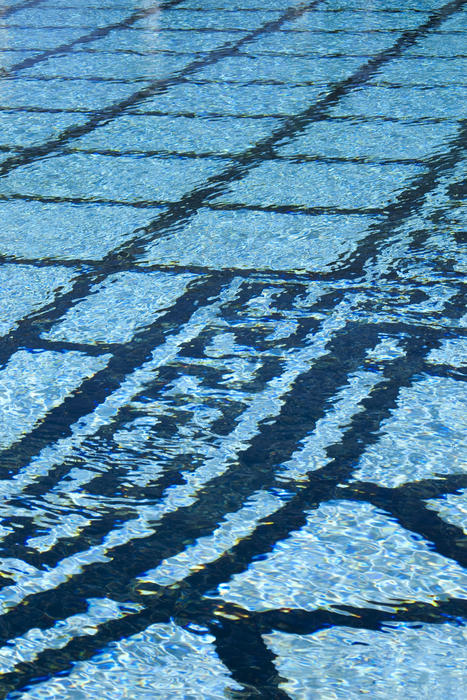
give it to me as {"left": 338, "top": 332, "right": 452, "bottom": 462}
{"left": 0, "top": 0, "right": 465, "bottom": 697}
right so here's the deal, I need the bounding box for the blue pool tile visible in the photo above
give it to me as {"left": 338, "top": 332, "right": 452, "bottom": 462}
{"left": 331, "top": 85, "right": 467, "bottom": 119}
{"left": 3, "top": 8, "right": 130, "bottom": 28}
{"left": 0, "top": 78, "right": 145, "bottom": 110}
{"left": 133, "top": 9, "right": 281, "bottom": 31}
{"left": 0, "top": 27, "right": 87, "bottom": 50}
{"left": 138, "top": 209, "right": 376, "bottom": 271}
{"left": 245, "top": 29, "right": 398, "bottom": 56}
{"left": 74, "top": 115, "right": 280, "bottom": 154}
{"left": 372, "top": 57, "right": 467, "bottom": 85}
{"left": 79, "top": 28, "right": 243, "bottom": 54}
{"left": 20, "top": 51, "right": 188, "bottom": 80}
{"left": 282, "top": 9, "right": 431, "bottom": 32}
{"left": 0, "top": 349, "right": 110, "bottom": 450}
{"left": 45, "top": 271, "right": 197, "bottom": 344}
{"left": 133, "top": 82, "right": 324, "bottom": 116}
{"left": 0, "top": 264, "right": 75, "bottom": 337}
{"left": 195, "top": 55, "right": 363, "bottom": 84}
{"left": 0, "top": 154, "right": 226, "bottom": 204}
{"left": 212, "top": 161, "right": 424, "bottom": 210}
{"left": 0, "top": 111, "right": 94, "bottom": 148}
{"left": 277, "top": 120, "right": 458, "bottom": 160}
{"left": 0, "top": 201, "right": 166, "bottom": 260}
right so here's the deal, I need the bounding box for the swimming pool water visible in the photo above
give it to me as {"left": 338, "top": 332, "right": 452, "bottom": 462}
{"left": 0, "top": 0, "right": 465, "bottom": 697}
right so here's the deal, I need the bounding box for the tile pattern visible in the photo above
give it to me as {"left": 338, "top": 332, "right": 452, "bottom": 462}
{"left": 0, "top": 0, "right": 465, "bottom": 698}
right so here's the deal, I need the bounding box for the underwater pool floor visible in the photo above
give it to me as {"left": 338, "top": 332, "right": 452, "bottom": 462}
{"left": 0, "top": 0, "right": 465, "bottom": 698}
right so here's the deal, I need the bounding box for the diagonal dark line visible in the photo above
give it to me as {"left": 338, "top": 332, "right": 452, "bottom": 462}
{"left": 335, "top": 477, "right": 467, "bottom": 568}
{"left": 98, "top": 0, "right": 467, "bottom": 263}
{"left": 0, "top": 589, "right": 464, "bottom": 699}
{"left": 0, "top": 0, "right": 186, "bottom": 77}
{"left": 0, "top": 0, "right": 45, "bottom": 20}
{"left": 0, "top": 0, "right": 463, "bottom": 382}
{"left": 209, "top": 619, "right": 291, "bottom": 700}
{"left": 169, "top": 327, "right": 466, "bottom": 600}
{"left": 0, "top": 0, "right": 324, "bottom": 177}
{"left": 0, "top": 272, "right": 230, "bottom": 474}
{"left": 0, "top": 322, "right": 390, "bottom": 633}
{"left": 0, "top": 305, "right": 458, "bottom": 572}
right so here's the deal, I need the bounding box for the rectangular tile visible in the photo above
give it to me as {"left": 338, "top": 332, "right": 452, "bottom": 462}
{"left": 0, "top": 27, "right": 86, "bottom": 50}
{"left": 21, "top": 51, "right": 187, "bottom": 80}
{"left": 0, "top": 153, "right": 224, "bottom": 203}
{"left": 278, "top": 120, "right": 458, "bottom": 160}
{"left": 133, "top": 82, "right": 324, "bottom": 116}
{"left": 407, "top": 31, "right": 467, "bottom": 56}
{"left": 211, "top": 161, "right": 424, "bottom": 210}
{"left": 139, "top": 209, "right": 376, "bottom": 271}
{"left": 353, "top": 376, "right": 467, "bottom": 487}
{"left": 3, "top": 8, "right": 128, "bottom": 28}
{"left": 73, "top": 115, "right": 279, "bottom": 154}
{"left": 0, "top": 111, "right": 92, "bottom": 149}
{"left": 45, "top": 271, "right": 197, "bottom": 344}
{"left": 373, "top": 57, "right": 467, "bottom": 85}
{"left": 196, "top": 55, "right": 362, "bottom": 84}
{"left": 0, "top": 49, "right": 39, "bottom": 69}
{"left": 331, "top": 86, "right": 467, "bottom": 119}
{"left": 0, "top": 264, "right": 75, "bottom": 337}
{"left": 0, "top": 201, "right": 166, "bottom": 260}
{"left": 133, "top": 9, "right": 280, "bottom": 31}
{"left": 0, "top": 78, "right": 143, "bottom": 110}
{"left": 266, "top": 623, "right": 467, "bottom": 700}
{"left": 80, "top": 28, "right": 242, "bottom": 54}
{"left": 217, "top": 499, "right": 467, "bottom": 612}
{"left": 282, "top": 9, "right": 430, "bottom": 31}
{"left": 0, "top": 350, "right": 110, "bottom": 450}
{"left": 245, "top": 29, "right": 397, "bottom": 56}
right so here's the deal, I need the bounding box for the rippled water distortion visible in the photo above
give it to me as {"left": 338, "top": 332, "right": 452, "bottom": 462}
{"left": 0, "top": 0, "right": 465, "bottom": 698}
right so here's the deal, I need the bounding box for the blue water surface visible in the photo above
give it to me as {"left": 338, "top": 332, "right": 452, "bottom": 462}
{"left": 0, "top": 0, "right": 465, "bottom": 698}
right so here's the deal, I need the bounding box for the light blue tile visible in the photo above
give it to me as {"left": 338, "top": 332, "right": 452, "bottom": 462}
{"left": 323, "top": 0, "right": 443, "bottom": 9}
{"left": 331, "top": 86, "right": 467, "bottom": 119}
{"left": 133, "top": 9, "right": 280, "bottom": 31}
{"left": 217, "top": 499, "right": 467, "bottom": 611}
{"left": 0, "top": 78, "right": 143, "bottom": 110}
{"left": 373, "top": 57, "right": 467, "bottom": 85}
{"left": 0, "top": 349, "right": 110, "bottom": 450}
{"left": 3, "top": 8, "right": 128, "bottom": 28}
{"left": 0, "top": 49, "right": 40, "bottom": 69}
{"left": 212, "top": 161, "right": 424, "bottom": 209}
{"left": 0, "top": 264, "right": 75, "bottom": 337}
{"left": 21, "top": 51, "right": 187, "bottom": 80}
{"left": 407, "top": 31, "right": 467, "bottom": 56}
{"left": 79, "top": 28, "right": 242, "bottom": 54}
{"left": 74, "top": 115, "right": 279, "bottom": 154}
{"left": 0, "top": 27, "right": 86, "bottom": 50}
{"left": 45, "top": 271, "right": 197, "bottom": 344}
{"left": 0, "top": 111, "right": 93, "bottom": 148}
{"left": 282, "top": 9, "right": 430, "bottom": 31}
{"left": 245, "top": 30, "right": 397, "bottom": 56}
{"left": 0, "top": 154, "right": 225, "bottom": 203}
{"left": 178, "top": 0, "right": 290, "bottom": 7}
{"left": 15, "top": 621, "right": 241, "bottom": 700}
{"left": 436, "top": 9, "right": 467, "bottom": 31}
{"left": 0, "top": 201, "right": 166, "bottom": 260}
{"left": 278, "top": 120, "right": 458, "bottom": 160}
{"left": 266, "top": 623, "right": 467, "bottom": 700}
{"left": 196, "top": 55, "right": 363, "bottom": 84}
{"left": 139, "top": 209, "right": 375, "bottom": 271}
{"left": 353, "top": 376, "right": 467, "bottom": 487}
{"left": 133, "top": 82, "right": 324, "bottom": 116}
